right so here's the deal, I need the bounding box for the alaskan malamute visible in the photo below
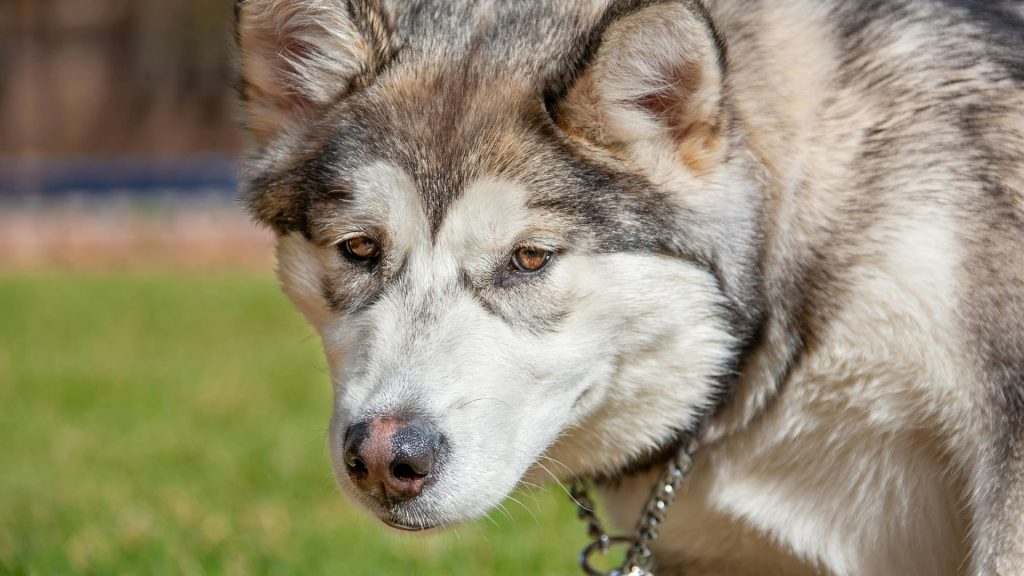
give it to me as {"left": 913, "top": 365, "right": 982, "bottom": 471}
{"left": 235, "top": 1, "right": 1024, "bottom": 573}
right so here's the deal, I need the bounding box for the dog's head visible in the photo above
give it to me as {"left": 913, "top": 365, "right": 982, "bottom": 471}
{"left": 236, "top": 0, "right": 761, "bottom": 531}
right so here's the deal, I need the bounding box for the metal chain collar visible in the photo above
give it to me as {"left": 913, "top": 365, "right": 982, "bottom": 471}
{"left": 570, "top": 437, "right": 698, "bottom": 576}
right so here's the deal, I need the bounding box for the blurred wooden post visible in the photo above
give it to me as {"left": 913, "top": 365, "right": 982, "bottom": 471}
{"left": 1, "top": 0, "right": 240, "bottom": 159}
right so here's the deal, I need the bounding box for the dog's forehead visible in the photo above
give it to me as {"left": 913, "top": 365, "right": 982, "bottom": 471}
{"left": 345, "top": 82, "right": 544, "bottom": 236}
{"left": 343, "top": 161, "right": 537, "bottom": 257}
{"left": 248, "top": 0, "right": 684, "bottom": 246}
{"left": 390, "top": 0, "right": 610, "bottom": 74}
{"left": 303, "top": 1, "right": 619, "bottom": 231}
{"left": 306, "top": 64, "right": 582, "bottom": 246}
{"left": 292, "top": 100, "right": 674, "bottom": 256}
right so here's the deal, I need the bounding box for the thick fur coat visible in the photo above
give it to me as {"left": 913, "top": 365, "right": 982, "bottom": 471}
{"left": 234, "top": 1, "right": 1024, "bottom": 573}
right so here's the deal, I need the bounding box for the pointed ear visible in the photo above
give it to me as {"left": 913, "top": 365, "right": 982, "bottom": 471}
{"left": 234, "top": 0, "right": 392, "bottom": 142}
{"left": 558, "top": 3, "right": 726, "bottom": 173}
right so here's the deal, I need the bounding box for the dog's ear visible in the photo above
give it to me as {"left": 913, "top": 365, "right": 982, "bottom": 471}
{"left": 558, "top": 3, "right": 726, "bottom": 174}
{"left": 234, "top": 0, "right": 392, "bottom": 142}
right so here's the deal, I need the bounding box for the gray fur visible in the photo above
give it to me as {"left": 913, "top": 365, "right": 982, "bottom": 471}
{"left": 236, "top": 1, "right": 1024, "bottom": 573}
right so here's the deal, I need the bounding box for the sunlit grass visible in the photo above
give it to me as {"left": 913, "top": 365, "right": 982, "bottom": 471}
{"left": 0, "top": 274, "right": 588, "bottom": 575}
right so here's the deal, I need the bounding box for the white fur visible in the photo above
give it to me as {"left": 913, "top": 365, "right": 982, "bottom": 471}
{"left": 277, "top": 168, "right": 733, "bottom": 532}
{"left": 256, "top": 1, "right": 1020, "bottom": 573}
{"left": 596, "top": 209, "right": 978, "bottom": 576}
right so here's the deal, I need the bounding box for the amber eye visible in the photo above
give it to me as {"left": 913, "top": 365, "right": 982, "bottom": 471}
{"left": 511, "top": 246, "right": 553, "bottom": 273}
{"left": 340, "top": 236, "right": 380, "bottom": 262}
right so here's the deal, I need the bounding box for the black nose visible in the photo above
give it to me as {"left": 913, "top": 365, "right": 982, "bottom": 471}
{"left": 343, "top": 417, "right": 442, "bottom": 502}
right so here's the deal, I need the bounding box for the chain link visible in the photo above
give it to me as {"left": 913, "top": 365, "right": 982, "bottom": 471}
{"left": 571, "top": 437, "right": 697, "bottom": 576}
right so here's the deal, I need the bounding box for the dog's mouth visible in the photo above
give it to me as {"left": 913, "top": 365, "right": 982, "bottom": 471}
{"left": 383, "top": 517, "right": 441, "bottom": 532}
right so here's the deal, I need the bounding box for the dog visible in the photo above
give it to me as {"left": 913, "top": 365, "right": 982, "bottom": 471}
{"left": 233, "top": 1, "right": 1024, "bottom": 573}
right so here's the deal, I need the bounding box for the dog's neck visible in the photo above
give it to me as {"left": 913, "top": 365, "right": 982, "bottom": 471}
{"left": 594, "top": 432, "right": 690, "bottom": 486}
{"left": 607, "top": 303, "right": 787, "bottom": 482}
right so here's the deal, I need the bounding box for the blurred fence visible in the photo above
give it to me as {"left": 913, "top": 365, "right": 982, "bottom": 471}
{"left": 0, "top": 0, "right": 274, "bottom": 272}
{"left": 2, "top": 0, "right": 240, "bottom": 162}
{"left": 0, "top": 195, "right": 274, "bottom": 273}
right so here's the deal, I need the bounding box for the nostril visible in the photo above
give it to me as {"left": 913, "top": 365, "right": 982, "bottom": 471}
{"left": 390, "top": 420, "right": 439, "bottom": 484}
{"left": 390, "top": 462, "right": 427, "bottom": 482}
{"left": 342, "top": 417, "right": 443, "bottom": 500}
{"left": 343, "top": 421, "right": 371, "bottom": 481}
{"left": 346, "top": 454, "right": 369, "bottom": 479}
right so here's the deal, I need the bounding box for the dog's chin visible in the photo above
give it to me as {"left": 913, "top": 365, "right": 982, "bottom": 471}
{"left": 341, "top": 480, "right": 527, "bottom": 536}
{"left": 334, "top": 453, "right": 539, "bottom": 534}
{"left": 380, "top": 517, "right": 446, "bottom": 534}
{"left": 364, "top": 494, "right": 498, "bottom": 535}
{"left": 337, "top": 484, "right": 468, "bottom": 535}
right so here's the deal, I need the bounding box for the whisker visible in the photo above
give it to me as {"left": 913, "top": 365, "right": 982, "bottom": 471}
{"left": 539, "top": 454, "right": 581, "bottom": 483}
{"left": 320, "top": 427, "right": 331, "bottom": 457}
{"left": 494, "top": 502, "right": 516, "bottom": 526}
{"left": 497, "top": 442, "right": 585, "bottom": 509}
{"left": 534, "top": 459, "right": 584, "bottom": 508}
{"left": 516, "top": 484, "right": 545, "bottom": 510}
{"left": 505, "top": 493, "right": 539, "bottom": 525}
{"left": 518, "top": 479, "right": 550, "bottom": 494}
{"left": 482, "top": 511, "right": 502, "bottom": 529}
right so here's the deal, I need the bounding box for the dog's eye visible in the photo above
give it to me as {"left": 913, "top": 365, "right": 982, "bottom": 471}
{"left": 511, "top": 246, "right": 553, "bottom": 273}
{"left": 340, "top": 236, "right": 380, "bottom": 262}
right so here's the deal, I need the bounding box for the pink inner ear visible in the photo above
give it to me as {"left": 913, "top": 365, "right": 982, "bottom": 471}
{"left": 634, "top": 59, "right": 703, "bottom": 142}
{"left": 637, "top": 88, "right": 677, "bottom": 116}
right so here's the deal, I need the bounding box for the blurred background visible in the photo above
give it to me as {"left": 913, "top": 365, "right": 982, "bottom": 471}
{"left": 0, "top": 1, "right": 588, "bottom": 574}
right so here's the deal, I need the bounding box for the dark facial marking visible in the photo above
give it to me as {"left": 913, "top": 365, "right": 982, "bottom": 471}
{"left": 241, "top": 142, "right": 349, "bottom": 238}
{"left": 319, "top": 257, "right": 388, "bottom": 315}
{"left": 459, "top": 263, "right": 570, "bottom": 335}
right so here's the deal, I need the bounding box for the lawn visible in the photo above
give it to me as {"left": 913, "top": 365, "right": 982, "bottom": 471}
{"left": 0, "top": 274, "right": 592, "bottom": 575}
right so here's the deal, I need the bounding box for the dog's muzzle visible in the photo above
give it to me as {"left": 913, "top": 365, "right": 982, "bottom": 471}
{"left": 343, "top": 416, "right": 445, "bottom": 504}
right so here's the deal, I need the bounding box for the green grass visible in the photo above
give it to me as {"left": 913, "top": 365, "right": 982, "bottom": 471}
{"left": 0, "top": 274, "right": 592, "bottom": 575}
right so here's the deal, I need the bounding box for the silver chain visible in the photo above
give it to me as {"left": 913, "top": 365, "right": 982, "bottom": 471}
{"left": 570, "top": 437, "right": 698, "bottom": 576}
